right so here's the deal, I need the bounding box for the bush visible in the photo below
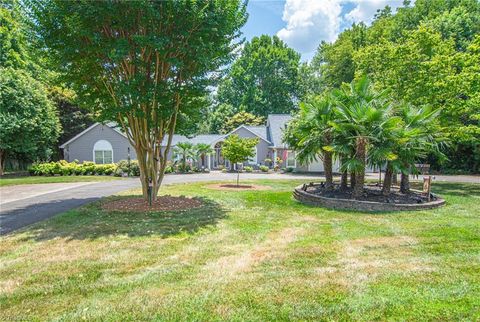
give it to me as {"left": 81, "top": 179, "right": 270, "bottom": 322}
{"left": 221, "top": 168, "right": 227, "bottom": 173}
{"left": 29, "top": 160, "right": 123, "bottom": 177}
{"left": 114, "top": 160, "right": 140, "bottom": 177}
{"left": 286, "top": 167, "right": 294, "bottom": 173}
{"left": 244, "top": 166, "right": 253, "bottom": 172}
{"left": 259, "top": 165, "right": 269, "bottom": 172}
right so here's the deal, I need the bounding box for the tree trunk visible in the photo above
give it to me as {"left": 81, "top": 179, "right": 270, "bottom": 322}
{"left": 392, "top": 172, "right": 398, "bottom": 185}
{"left": 382, "top": 163, "right": 393, "bottom": 196}
{"left": 400, "top": 172, "right": 410, "bottom": 194}
{"left": 340, "top": 170, "right": 348, "bottom": 191}
{"left": 237, "top": 167, "right": 240, "bottom": 187}
{"left": 0, "top": 150, "right": 5, "bottom": 176}
{"left": 350, "top": 171, "right": 356, "bottom": 189}
{"left": 323, "top": 151, "right": 334, "bottom": 190}
{"left": 352, "top": 137, "right": 367, "bottom": 198}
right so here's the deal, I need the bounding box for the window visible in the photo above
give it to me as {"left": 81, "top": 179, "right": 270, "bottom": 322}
{"left": 286, "top": 150, "right": 296, "bottom": 168}
{"left": 93, "top": 140, "right": 113, "bottom": 164}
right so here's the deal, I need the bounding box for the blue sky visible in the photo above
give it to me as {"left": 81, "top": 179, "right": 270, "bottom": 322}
{"left": 241, "top": 0, "right": 407, "bottom": 61}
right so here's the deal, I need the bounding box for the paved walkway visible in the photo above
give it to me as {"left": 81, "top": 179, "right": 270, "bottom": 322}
{"left": 1, "top": 172, "right": 478, "bottom": 235}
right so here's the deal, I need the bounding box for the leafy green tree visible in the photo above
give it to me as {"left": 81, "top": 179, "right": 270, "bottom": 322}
{"left": 221, "top": 111, "right": 264, "bottom": 134}
{"left": 0, "top": 68, "right": 60, "bottom": 174}
{"left": 48, "top": 86, "right": 95, "bottom": 159}
{"left": 32, "top": 0, "right": 247, "bottom": 200}
{"left": 221, "top": 134, "right": 258, "bottom": 186}
{"left": 195, "top": 143, "right": 214, "bottom": 168}
{"left": 217, "top": 35, "right": 301, "bottom": 117}
{"left": 311, "top": 23, "right": 367, "bottom": 90}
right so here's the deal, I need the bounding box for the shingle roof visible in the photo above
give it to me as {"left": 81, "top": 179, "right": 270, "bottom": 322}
{"left": 267, "top": 114, "right": 292, "bottom": 148}
{"left": 161, "top": 134, "right": 223, "bottom": 146}
{"left": 244, "top": 126, "right": 269, "bottom": 143}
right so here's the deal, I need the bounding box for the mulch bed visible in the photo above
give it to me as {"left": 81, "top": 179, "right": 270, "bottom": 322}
{"left": 305, "top": 184, "right": 435, "bottom": 204}
{"left": 206, "top": 183, "right": 271, "bottom": 191}
{"left": 102, "top": 196, "right": 203, "bottom": 212}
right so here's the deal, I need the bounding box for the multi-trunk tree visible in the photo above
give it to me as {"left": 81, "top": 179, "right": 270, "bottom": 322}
{"left": 32, "top": 0, "right": 247, "bottom": 200}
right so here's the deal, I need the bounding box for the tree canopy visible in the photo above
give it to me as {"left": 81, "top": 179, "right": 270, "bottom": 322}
{"left": 308, "top": 0, "right": 480, "bottom": 173}
{"left": 31, "top": 0, "right": 247, "bottom": 199}
{"left": 216, "top": 35, "right": 301, "bottom": 118}
{"left": 0, "top": 68, "right": 60, "bottom": 174}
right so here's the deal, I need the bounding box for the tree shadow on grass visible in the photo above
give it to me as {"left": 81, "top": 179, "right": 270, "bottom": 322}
{"left": 20, "top": 196, "right": 227, "bottom": 242}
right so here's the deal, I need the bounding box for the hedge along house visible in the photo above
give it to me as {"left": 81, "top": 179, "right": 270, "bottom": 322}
{"left": 59, "top": 115, "right": 341, "bottom": 172}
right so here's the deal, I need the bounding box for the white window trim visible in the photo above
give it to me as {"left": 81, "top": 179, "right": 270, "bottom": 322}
{"left": 286, "top": 150, "right": 296, "bottom": 168}
{"left": 93, "top": 140, "right": 113, "bottom": 164}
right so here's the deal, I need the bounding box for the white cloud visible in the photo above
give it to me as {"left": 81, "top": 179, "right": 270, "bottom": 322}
{"left": 276, "top": 0, "right": 412, "bottom": 60}
{"left": 277, "top": 0, "right": 342, "bottom": 54}
{"left": 344, "top": 0, "right": 405, "bottom": 24}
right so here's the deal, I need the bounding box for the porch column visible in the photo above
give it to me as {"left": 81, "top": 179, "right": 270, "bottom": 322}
{"left": 207, "top": 154, "right": 211, "bottom": 169}
{"left": 273, "top": 149, "right": 277, "bottom": 167}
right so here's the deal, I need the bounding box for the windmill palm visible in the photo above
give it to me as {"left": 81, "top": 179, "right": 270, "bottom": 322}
{"left": 394, "top": 104, "right": 444, "bottom": 193}
{"left": 332, "top": 76, "right": 398, "bottom": 198}
{"left": 284, "top": 93, "right": 336, "bottom": 190}
{"left": 173, "top": 142, "right": 196, "bottom": 172}
{"left": 195, "top": 143, "right": 214, "bottom": 168}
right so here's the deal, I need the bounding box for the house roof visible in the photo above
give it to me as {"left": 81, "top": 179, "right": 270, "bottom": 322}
{"left": 59, "top": 123, "right": 128, "bottom": 149}
{"left": 267, "top": 114, "right": 292, "bottom": 148}
{"left": 244, "top": 126, "right": 269, "bottom": 143}
{"left": 60, "top": 114, "right": 293, "bottom": 149}
{"left": 161, "top": 134, "right": 223, "bottom": 146}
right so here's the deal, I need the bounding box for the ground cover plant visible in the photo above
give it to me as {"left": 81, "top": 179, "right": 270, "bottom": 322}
{"left": 1, "top": 179, "right": 479, "bottom": 320}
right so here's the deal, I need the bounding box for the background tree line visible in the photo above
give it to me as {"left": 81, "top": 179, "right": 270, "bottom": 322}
{"left": 204, "top": 0, "right": 479, "bottom": 173}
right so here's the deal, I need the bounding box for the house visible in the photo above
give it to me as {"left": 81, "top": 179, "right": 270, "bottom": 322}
{"left": 59, "top": 114, "right": 339, "bottom": 172}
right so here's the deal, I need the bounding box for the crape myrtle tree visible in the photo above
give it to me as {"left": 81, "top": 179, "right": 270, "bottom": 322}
{"left": 31, "top": 0, "right": 247, "bottom": 200}
{"left": 221, "top": 134, "right": 258, "bottom": 187}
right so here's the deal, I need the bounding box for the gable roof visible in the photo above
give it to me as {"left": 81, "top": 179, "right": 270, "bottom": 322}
{"left": 267, "top": 114, "right": 292, "bottom": 148}
{"left": 59, "top": 123, "right": 128, "bottom": 149}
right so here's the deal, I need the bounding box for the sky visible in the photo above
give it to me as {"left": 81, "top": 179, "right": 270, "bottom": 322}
{"left": 241, "top": 0, "right": 408, "bottom": 61}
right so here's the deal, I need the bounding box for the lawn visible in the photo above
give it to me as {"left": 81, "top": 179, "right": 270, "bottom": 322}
{"left": 0, "top": 175, "right": 121, "bottom": 187}
{"left": 1, "top": 180, "right": 479, "bottom": 321}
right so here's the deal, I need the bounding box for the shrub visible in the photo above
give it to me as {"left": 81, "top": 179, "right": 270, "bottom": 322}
{"left": 115, "top": 160, "right": 140, "bottom": 177}
{"left": 244, "top": 166, "right": 253, "bottom": 172}
{"left": 259, "top": 165, "right": 269, "bottom": 172}
{"left": 221, "top": 168, "right": 227, "bottom": 173}
{"left": 286, "top": 167, "right": 294, "bottom": 173}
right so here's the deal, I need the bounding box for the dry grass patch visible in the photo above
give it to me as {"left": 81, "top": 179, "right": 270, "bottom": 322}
{"left": 204, "top": 227, "right": 305, "bottom": 280}
{"left": 315, "top": 235, "right": 433, "bottom": 288}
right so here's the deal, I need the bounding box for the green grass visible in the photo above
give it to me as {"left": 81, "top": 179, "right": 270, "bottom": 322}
{"left": 0, "top": 175, "right": 121, "bottom": 187}
{"left": 1, "top": 180, "right": 479, "bottom": 321}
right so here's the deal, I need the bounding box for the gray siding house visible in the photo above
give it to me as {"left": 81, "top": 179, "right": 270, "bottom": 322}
{"left": 60, "top": 114, "right": 340, "bottom": 172}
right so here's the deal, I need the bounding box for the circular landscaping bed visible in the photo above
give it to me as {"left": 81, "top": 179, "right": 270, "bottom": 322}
{"left": 293, "top": 183, "right": 445, "bottom": 211}
{"left": 206, "top": 183, "right": 271, "bottom": 191}
{"left": 102, "top": 196, "right": 203, "bottom": 212}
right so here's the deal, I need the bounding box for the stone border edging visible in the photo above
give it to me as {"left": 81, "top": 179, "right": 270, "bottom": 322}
{"left": 293, "top": 184, "right": 445, "bottom": 212}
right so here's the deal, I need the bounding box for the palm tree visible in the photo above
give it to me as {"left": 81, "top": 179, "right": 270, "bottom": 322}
{"left": 195, "top": 143, "right": 214, "bottom": 168}
{"left": 394, "top": 104, "right": 444, "bottom": 193}
{"left": 173, "top": 142, "right": 196, "bottom": 172}
{"left": 333, "top": 76, "right": 398, "bottom": 198}
{"left": 284, "top": 93, "right": 336, "bottom": 190}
